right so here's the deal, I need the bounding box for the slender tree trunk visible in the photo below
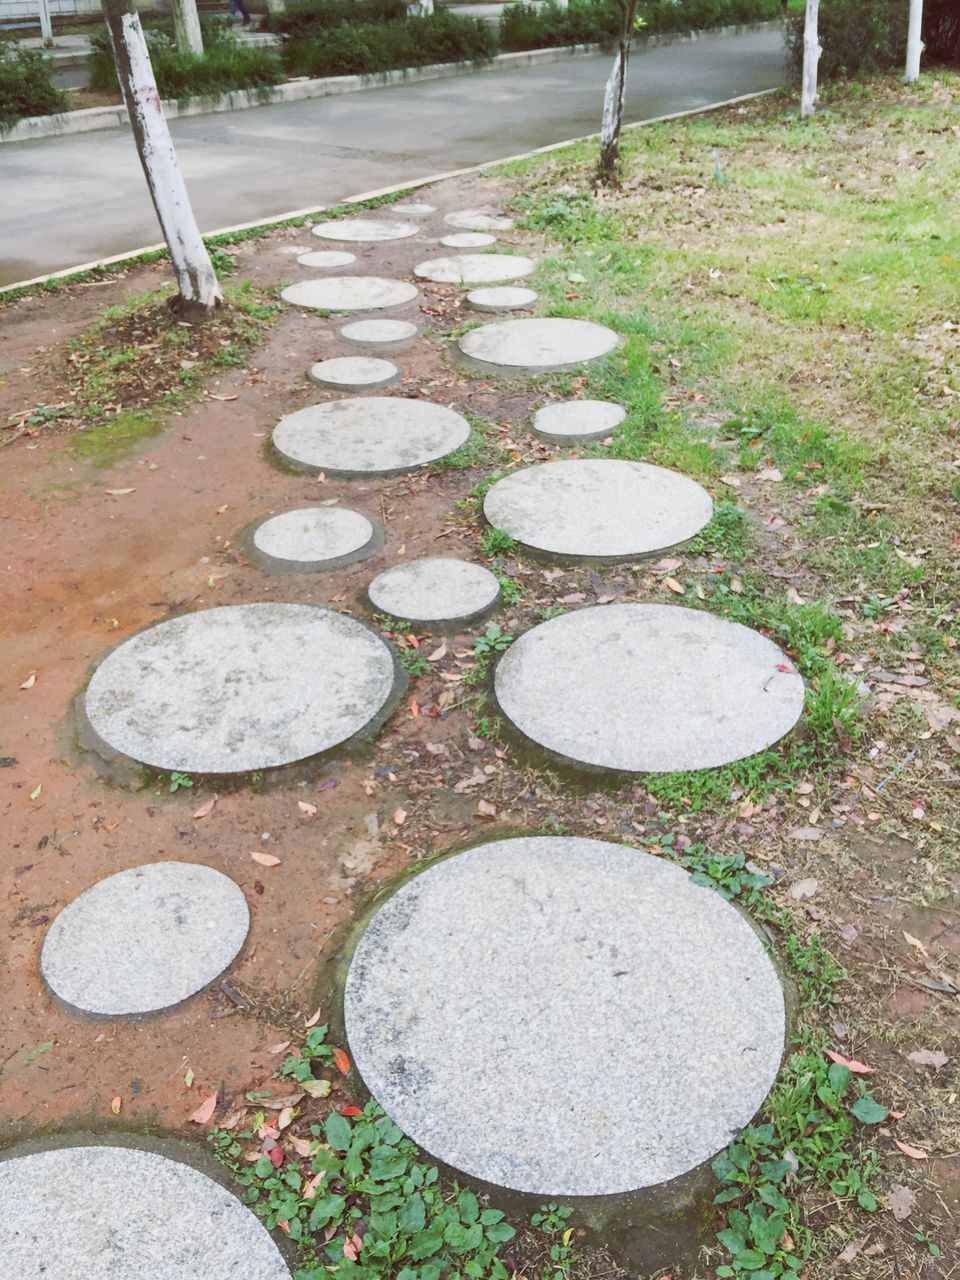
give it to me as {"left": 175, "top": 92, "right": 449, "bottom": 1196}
{"left": 265, "top": 0, "right": 286, "bottom": 13}
{"left": 103, "top": 0, "right": 222, "bottom": 317}
{"left": 800, "top": 0, "right": 821, "bottom": 119}
{"left": 38, "top": 0, "right": 53, "bottom": 46}
{"left": 598, "top": 0, "right": 637, "bottom": 183}
{"left": 905, "top": 0, "right": 924, "bottom": 83}
{"left": 171, "top": 0, "right": 204, "bottom": 56}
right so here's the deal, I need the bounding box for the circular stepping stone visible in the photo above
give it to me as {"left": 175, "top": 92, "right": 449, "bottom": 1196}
{"left": 495, "top": 603, "right": 804, "bottom": 773}
{"left": 308, "top": 355, "right": 399, "bottom": 391}
{"left": 367, "top": 558, "right": 500, "bottom": 629}
{"left": 483, "top": 460, "right": 712, "bottom": 560}
{"left": 532, "top": 398, "right": 626, "bottom": 442}
{"left": 0, "top": 1145, "right": 290, "bottom": 1277}
{"left": 392, "top": 201, "right": 436, "bottom": 215}
{"left": 41, "top": 862, "right": 248, "bottom": 1017}
{"left": 312, "top": 217, "right": 419, "bottom": 242}
{"left": 444, "top": 209, "right": 513, "bottom": 231}
{"left": 340, "top": 318, "right": 419, "bottom": 344}
{"left": 297, "top": 249, "right": 356, "bottom": 269}
{"left": 460, "top": 317, "right": 619, "bottom": 372}
{"left": 273, "top": 397, "right": 470, "bottom": 477}
{"left": 281, "top": 277, "right": 418, "bottom": 312}
{"left": 414, "top": 254, "right": 534, "bottom": 284}
{"left": 83, "top": 603, "right": 398, "bottom": 774}
{"left": 440, "top": 232, "right": 497, "bottom": 248}
{"left": 345, "top": 835, "right": 785, "bottom": 1196}
{"left": 466, "top": 286, "right": 538, "bottom": 312}
{"left": 250, "top": 506, "right": 380, "bottom": 572}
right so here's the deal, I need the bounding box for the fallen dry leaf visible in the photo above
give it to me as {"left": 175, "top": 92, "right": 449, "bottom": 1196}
{"left": 332, "top": 1046, "right": 351, "bottom": 1075}
{"left": 663, "top": 577, "right": 685, "bottom": 595}
{"left": 287, "top": 1136, "right": 315, "bottom": 1158}
{"left": 189, "top": 1093, "right": 218, "bottom": 1125}
{"left": 894, "top": 1140, "right": 928, "bottom": 1160}
{"left": 885, "top": 1184, "right": 916, "bottom": 1221}
{"left": 268, "top": 1040, "right": 292, "bottom": 1055}
{"left": 827, "top": 1050, "right": 874, "bottom": 1074}
{"left": 789, "top": 877, "right": 819, "bottom": 900}
{"left": 250, "top": 851, "right": 281, "bottom": 867}
{"left": 110, "top": 1096, "right": 122, "bottom": 1115}
{"left": 301, "top": 1078, "right": 332, "bottom": 1099}
{"left": 477, "top": 799, "right": 497, "bottom": 818}
{"left": 787, "top": 827, "right": 823, "bottom": 842}
{"left": 393, "top": 807, "right": 407, "bottom": 826}
{"left": 277, "top": 1106, "right": 296, "bottom": 1130}
{"left": 192, "top": 796, "right": 217, "bottom": 819}
{"left": 304, "top": 1007, "right": 322, "bottom": 1028}
{"left": 903, "top": 931, "right": 928, "bottom": 956}
{"left": 907, "top": 1048, "right": 949, "bottom": 1069}
{"left": 104, "top": 487, "right": 135, "bottom": 496}
{"left": 19, "top": 673, "right": 36, "bottom": 690}
{"left": 298, "top": 800, "right": 318, "bottom": 816}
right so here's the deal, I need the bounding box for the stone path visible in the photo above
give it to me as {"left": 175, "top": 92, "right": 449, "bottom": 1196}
{"left": 42, "top": 199, "right": 798, "bottom": 1270}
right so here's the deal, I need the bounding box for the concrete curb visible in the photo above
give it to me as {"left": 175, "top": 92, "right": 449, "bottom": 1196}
{"left": 2, "top": 21, "right": 780, "bottom": 144}
{"left": 0, "top": 85, "right": 781, "bottom": 296}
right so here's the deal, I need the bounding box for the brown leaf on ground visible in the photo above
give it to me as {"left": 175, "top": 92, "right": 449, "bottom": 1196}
{"left": 885, "top": 1185, "right": 916, "bottom": 1221}
{"left": 189, "top": 1093, "right": 218, "bottom": 1125}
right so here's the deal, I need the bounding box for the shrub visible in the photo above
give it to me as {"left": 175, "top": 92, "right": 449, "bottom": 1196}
{"left": 786, "top": 0, "right": 960, "bottom": 80}
{"left": 281, "top": 11, "right": 497, "bottom": 78}
{"left": 89, "top": 24, "right": 283, "bottom": 99}
{"left": 0, "top": 45, "right": 67, "bottom": 130}
{"left": 499, "top": 0, "right": 779, "bottom": 53}
{"left": 261, "top": 0, "right": 406, "bottom": 39}
{"left": 638, "top": 0, "right": 781, "bottom": 33}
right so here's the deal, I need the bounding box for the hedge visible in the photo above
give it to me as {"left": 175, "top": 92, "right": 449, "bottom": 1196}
{"left": 0, "top": 44, "right": 67, "bottom": 130}
{"left": 785, "top": 0, "right": 960, "bottom": 80}
{"left": 281, "top": 10, "right": 497, "bottom": 78}
{"left": 89, "top": 22, "right": 283, "bottom": 98}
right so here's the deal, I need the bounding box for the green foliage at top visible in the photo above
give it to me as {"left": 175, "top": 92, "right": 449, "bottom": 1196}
{"left": 499, "top": 0, "right": 778, "bottom": 53}
{"left": 0, "top": 44, "right": 66, "bottom": 130}
{"left": 280, "top": 11, "right": 497, "bottom": 78}
{"left": 262, "top": 0, "right": 406, "bottom": 39}
{"left": 89, "top": 22, "right": 282, "bottom": 100}
{"left": 785, "top": 0, "right": 960, "bottom": 80}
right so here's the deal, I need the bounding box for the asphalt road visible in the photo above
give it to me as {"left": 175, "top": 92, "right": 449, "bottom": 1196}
{"left": 0, "top": 27, "right": 785, "bottom": 286}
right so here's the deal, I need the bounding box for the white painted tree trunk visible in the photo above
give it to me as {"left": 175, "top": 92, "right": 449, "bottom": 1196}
{"left": 905, "top": 0, "right": 924, "bottom": 83}
{"left": 800, "top": 0, "right": 821, "bottom": 119}
{"left": 103, "top": 2, "right": 222, "bottom": 316}
{"left": 38, "top": 0, "right": 53, "bottom": 46}
{"left": 407, "top": 0, "right": 434, "bottom": 15}
{"left": 599, "top": 42, "right": 628, "bottom": 177}
{"left": 265, "top": 0, "right": 286, "bottom": 12}
{"left": 171, "top": 0, "right": 203, "bottom": 56}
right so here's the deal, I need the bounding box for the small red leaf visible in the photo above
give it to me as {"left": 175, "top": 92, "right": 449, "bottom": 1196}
{"left": 268, "top": 1146, "right": 284, "bottom": 1168}
{"left": 827, "top": 1050, "right": 874, "bottom": 1074}
{"left": 339, "top": 1106, "right": 363, "bottom": 1117}
{"left": 332, "top": 1046, "right": 351, "bottom": 1075}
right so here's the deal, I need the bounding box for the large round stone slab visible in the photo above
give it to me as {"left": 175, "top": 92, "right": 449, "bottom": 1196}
{"left": 440, "top": 232, "right": 497, "bottom": 248}
{"left": 281, "top": 277, "right": 418, "bottom": 312}
{"left": 83, "top": 604, "right": 398, "bottom": 774}
{"left": 308, "top": 356, "right": 399, "bottom": 391}
{"left": 251, "top": 506, "right": 379, "bottom": 572}
{"left": 273, "top": 398, "right": 470, "bottom": 477}
{"left": 459, "top": 317, "right": 619, "bottom": 372}
{"left": 532, "top": 399, "right": 626, "bottom": 442}
{"left": 495, "top": 604, "right": 805, "bottom": 773}
{"left": 483, "top": 460, "right": 712, "bottom": 560}
{"left": 444, "top": 209, "right": 513, "bottom": 231}
{"left": 466, "top": 286, "right": 538, "bottom": 312}
{"left": 0, "top": 1145, "right": 289, "bottom": 1277}
{"left": 297, "top": 250, "right": 356, "bottom": 268}
{"left": 312, "top": 217, "right": 419, "bottom": 242}
{"left": 41, "top": 862, "right": 249, "bottom": 1017}
{"left": 340, "top": 319, "right": 419, "bottom": 344}
{"left": 414, "top": 254, "right": 535, "bottom": 284}
{"left": 367, "top": 558, "right": 500, "bottom": 629}
{"left": 345, "top": 836, "right": 785, "bottom": 1196}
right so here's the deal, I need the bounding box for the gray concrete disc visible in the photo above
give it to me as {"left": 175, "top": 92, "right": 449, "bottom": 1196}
{"left": 495, "top": 604, "right": 805, "bottom": 773}
{"left": 312, "top": 217, "right": 419, "bottom": 242}
{"left": 460, "top": 317, "right": 619, "bottom": 371}
{"left": 466, "top": 286, "right": 538, "bottom": 312}
{"left": 0, "top": 1145, "right": 289, "bottom": 1278}
{"left": 308, "top": 356, "right": 400, "bottom": 391}
{"left": 367, "top": 557, "right": 500, "bottom": 629}
{"left": 281, "top": 277, "right": 418, "bottom": 312}
{"left": 440, "top": 232, "right": 497, "bottom": 248}
{"left": 392, "top": 202, "right": 436, "bottom": 215}
{"left": 483, "top": 460, "right": 712, "bottom": 560}
{"left": 252, "top": 507, "right": 378, "bottom": 571}
{"left": 444, "top": 209, "right": 514, "bottom": 231}
{"left": 414, "top": 254, "right": 535, "bottom": 284}
{"left": 340, "top": 319, "right": 419, "bottom": 344}
{"left": 41, "top": 862, "right": 249, "bottom": 1017}
{"left": 297, "top": 249, "right": 356, "bottom": 269}
{"left": 532, "top": 399, "right": 626, "bottom": 442}
{"left": 273, "top": 398, "right": 470, "bottom": 477}
{"left": 83, "top": 604, "right": 398, "bottom": 774}
{"left": 344, "top": 836, "right": 785, "bottom": 1196}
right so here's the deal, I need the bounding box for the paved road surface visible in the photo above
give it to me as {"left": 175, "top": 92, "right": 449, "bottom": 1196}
{"left": 0, "top": 28, "right": 785, "bottom": 286}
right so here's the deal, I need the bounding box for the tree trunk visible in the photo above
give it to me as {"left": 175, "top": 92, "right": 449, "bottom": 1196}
{"left": 38, "top": 0, "right": 53, "bottom": 46}
{"left": 598, "top": 0, "right": 636, "bottom": 183}
{"left": 800, "top": 0, "right": 821, "bottom": 119}
{"left": 102, "top": 0, "right": 222, "bottom": 318}
{"left": 171, "top": 0, "right": 203, "bottom": 56}
{"left": 905, "top": 0, "right": 924, "bottom": 83}
{"left": 265, "top": 0, "right": 286, "bottom": 13}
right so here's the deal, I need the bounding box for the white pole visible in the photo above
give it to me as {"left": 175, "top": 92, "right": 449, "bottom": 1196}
{"left": 800, "top": 0, "right": 821, "bottom": 119}
{"left": 171, "top": 0, "right": 204, "bottom": 56}
{"left": 905, "top": 0, "right": 924, "bottom": 83}
{"left": 38, "top": 0, "right": 53, "bottom": 47}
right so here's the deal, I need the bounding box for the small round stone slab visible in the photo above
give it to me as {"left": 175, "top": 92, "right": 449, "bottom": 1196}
{"left": 367, "top": 558, "right": 500, "bottom": 629}
{"left": 312, "top": 217, "right": 419, "bottom": 242}
{"left": 308, "top": 356, "right": 400, "bottom": 391}
{"left": 281, "top": 277, "right": 418, "bottom": 312}
{"left": 466, "top": 286, "right": 538, "bottom": 312}
{"left": 0, "top": 1145, "right": 290, "bottom": 1278}
{"left": 345, "top": 835, "right": 785, "bottom": 1196}
{"left": 252, "top": 507, "right": 379, "bottom": 571}
{"left": 440, "top": 232, "right": 497, "bottom": 248}
{"left": 532, "top": 398, "right": 626, "bottom": 442}
{"left": 444, "top": 209, "right": 513, "bottom": 231}
{"left": 392, "top": 201, "right": 436, "bottom": 215}
{"left": 460, "top": 317, "right": 619, "bottom": 372}
{"left": 414, "top": 254, "right": 535, "bottom": 284}
{"left": 41, "top": 862, "right": 249, "bottom": 1017}
{"left": 273, "top": 397, "right": 470, "bottom": 477}
{"left": 495, "top": 603, "right": 805, "bottom": 773}
{"left": 340, "top": 319, "right": 419, "bottom": 344}
{"left": 297, "top": 249, "right": 356, "bottom": 269}
{"left": 483, "top": 460, "right": 712, "bottom": 560}
{"left": 83, "top": 603, "right": 398, "bottom": 774}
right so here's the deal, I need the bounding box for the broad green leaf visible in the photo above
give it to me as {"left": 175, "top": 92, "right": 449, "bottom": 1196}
{"left": 325, "top": 1112, "right": 352, "bottom": 1151}
{"left": 850, "top": 1097, "right": 888, "bottom": 1124}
